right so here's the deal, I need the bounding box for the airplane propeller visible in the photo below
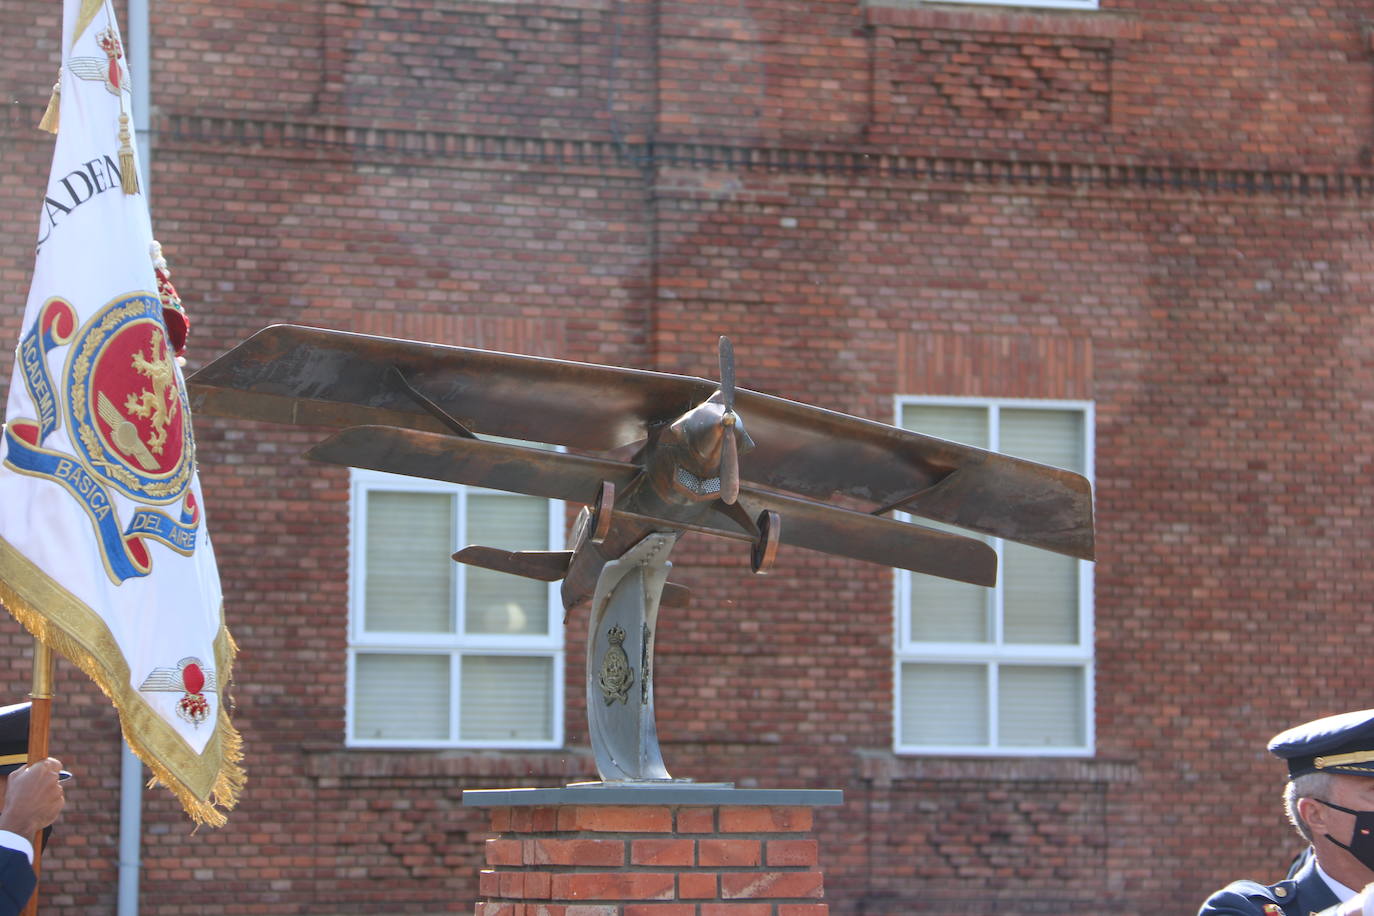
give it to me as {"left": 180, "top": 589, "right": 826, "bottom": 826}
{"left": 718, "top": 336, "right": 740, "bottom": 505}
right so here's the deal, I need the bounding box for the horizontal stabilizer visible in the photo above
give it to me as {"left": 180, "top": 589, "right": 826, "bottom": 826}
{"left": 452, "top": 546, "right": 573, "bottom": 582}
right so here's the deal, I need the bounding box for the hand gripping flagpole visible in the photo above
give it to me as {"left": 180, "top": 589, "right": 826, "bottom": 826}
{"left": 20, "top": 640, "right": 54, "bottom": 916}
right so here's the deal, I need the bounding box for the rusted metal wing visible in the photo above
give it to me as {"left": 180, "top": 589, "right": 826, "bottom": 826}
{"left": 307, "top": 426, "right": 996, "bottom": 584}
{"left": 304, "top": 426, "right": 641, "bottom": 502}
{"left": 729, "top": 487, "right": 998, "bottom": 587}
{"left": 733, "top": 399, "right": 1093, "bottom": 560}
{"left": 190, "top": 325, "right": 1094, "bottom": 560}
{"left": 188, "top": 324, "right": 711, "bottom": 450}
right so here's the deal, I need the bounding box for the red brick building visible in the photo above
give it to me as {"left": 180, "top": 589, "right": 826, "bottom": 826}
{"left": 2, "top": 0, "right": 1373, "bottom": 913}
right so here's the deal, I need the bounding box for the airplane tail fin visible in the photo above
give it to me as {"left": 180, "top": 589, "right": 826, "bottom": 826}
{"left": 452, "top": 546, "right": 574, "bottom": 581}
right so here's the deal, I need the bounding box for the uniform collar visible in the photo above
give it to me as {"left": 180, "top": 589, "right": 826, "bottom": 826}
{"left": 1314, "top": 857, "right": 1357, "bottom": 903}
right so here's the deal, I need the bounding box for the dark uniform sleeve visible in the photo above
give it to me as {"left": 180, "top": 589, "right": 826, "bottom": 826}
{"left": 0, "top": 846, "right": 35, "bottom": 916}
{"left": 1198, "top": 879, "right": 1344, "bottom": 916}
{"left": 1199, "top": 880, "right": 1284, "bottom": 915}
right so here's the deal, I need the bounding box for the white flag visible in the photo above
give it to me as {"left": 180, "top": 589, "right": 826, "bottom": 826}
{"left": 0, "top": 0, "right": 241, "bottom": 826}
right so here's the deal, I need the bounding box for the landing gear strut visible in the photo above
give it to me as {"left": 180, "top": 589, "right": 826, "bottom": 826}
{"left": 751, "top": 509, "right": 779, "bottom": 574}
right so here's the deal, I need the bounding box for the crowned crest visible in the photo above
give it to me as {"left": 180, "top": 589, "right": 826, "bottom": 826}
{"left": 66, "top": 27, "right": 131, "bottom": 96}
{"left": 597, "top": 625, "right": 635, "bottom": 706}
{"left": 67, "top": 295, "right": 194, "bottom": 503}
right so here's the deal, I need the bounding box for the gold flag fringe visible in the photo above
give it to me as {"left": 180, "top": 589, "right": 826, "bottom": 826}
{"left": 0, "top": 581, "right": 243, "bottom": 827}
{"left": 37, "top": 76, "right": 60, "bottom": 135}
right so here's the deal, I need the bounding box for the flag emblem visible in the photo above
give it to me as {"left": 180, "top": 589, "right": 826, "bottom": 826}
{"left": 70, "top": 294, "right": 192, "bottom": 497}
{"left": 67, "top": 27, "right": 130, "bottom": 97}
{"left": 6, "top": 294, "right": 201, "bottom": 583}
{"left": 139, "top": 657, "right": 216, "bottom": 727}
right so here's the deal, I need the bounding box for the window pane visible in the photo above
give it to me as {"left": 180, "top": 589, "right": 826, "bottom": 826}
{"left": 901, "top": 404, "right": 988, "bottom": 448}
{"left": 893, "top": 401, "right": 1091, "bottom": 756}
{"left": 365, "top": 491, "right": 454, "bottom": 633}
{"left": 1003, "top": 542, "right": 1078, "bottom": 644}
{"left": 910, "top": 575, "right": 989, "bottom": 642}
{"left": 465, "top": 494, "right": 551, "bottom": 636}
{"left": 1000, "top": 408, "right": 1084, "bottom": 473}
{"left": 998, "top": 665, "right": 1084, "bottom": 747}
{"left": 460, "top": 655, "right": 554, "bottom": 741}
{"left": 354, "top": 653, "right": 450, "bottom": 741}
{"left": 900, "top": 663, "right": 987, "bottom": 746}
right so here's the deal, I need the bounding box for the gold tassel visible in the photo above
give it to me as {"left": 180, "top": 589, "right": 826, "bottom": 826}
{"left": 37, "top": 77, "right": 60, "bottom": 134}
{"left": 118, "top": 112, "right": 139, "bottom": 195}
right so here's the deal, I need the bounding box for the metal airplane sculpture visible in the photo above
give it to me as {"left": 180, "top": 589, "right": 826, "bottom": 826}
{"left": 187, "top": 325, "right": 1095, "bottom": 781}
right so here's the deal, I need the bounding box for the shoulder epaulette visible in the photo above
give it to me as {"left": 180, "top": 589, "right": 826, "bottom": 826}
{"left": 1219, "top": 878, "right": 1296, "bottom": 913}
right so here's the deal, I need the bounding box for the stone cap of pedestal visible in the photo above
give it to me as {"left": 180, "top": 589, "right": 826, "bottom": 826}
{"left": 463, "top": 782, "right": 843, "bottom": 807}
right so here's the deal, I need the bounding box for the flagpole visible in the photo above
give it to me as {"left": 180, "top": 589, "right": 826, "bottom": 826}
{"left": 19, "top": 640, "right": 54, "bottom": 916}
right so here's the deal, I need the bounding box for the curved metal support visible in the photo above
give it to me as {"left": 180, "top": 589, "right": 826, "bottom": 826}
{"left": 585, "top": 532, "right": 680, "bottom": 782}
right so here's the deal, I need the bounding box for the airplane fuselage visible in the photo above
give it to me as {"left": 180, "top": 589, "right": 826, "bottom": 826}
{"left": 559, "top": 422, "right": 736, "bottom": 610}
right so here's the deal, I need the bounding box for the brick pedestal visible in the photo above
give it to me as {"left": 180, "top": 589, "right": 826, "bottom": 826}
{"left": 464, "top": 784, "right": 843, "bottom": 916}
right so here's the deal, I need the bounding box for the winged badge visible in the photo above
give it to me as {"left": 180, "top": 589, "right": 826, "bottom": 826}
{"left": 139, "top": 657, "right": 216, "bottom": 726}
{"left": 67, "top": 27, "right": 131, "bottom": 96}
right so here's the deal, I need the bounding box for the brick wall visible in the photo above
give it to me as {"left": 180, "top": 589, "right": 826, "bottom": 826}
{"left": 475, "top": 803, "right": 828, "bottom": 914}
{"left": 2, "top": 1, "right": 1373, "bottom": 913}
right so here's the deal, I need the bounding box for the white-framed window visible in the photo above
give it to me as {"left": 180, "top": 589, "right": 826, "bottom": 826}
{"left": 346, "top": 466, "right": 564, "bottom": 749}
{"left": 868, "top": 0, "right": 1097, "bottom": 9}
{"left": 894, "top": 397, "right": 1094, "bottom": 756}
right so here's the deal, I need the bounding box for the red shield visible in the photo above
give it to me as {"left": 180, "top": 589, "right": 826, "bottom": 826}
{"left": 89, "top": 319, "right": 185, "bottom": 478}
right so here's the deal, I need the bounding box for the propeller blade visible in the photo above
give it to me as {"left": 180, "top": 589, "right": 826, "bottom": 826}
{"left": 718, "top": 336, "right": 735, "bottom": 411}
{"left": 720, "top": 417, "right": 740, "bottom": 504}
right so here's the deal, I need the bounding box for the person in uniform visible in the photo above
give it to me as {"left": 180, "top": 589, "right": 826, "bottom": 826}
{"left": 1199, "top": 709, "right": 1374, "bottom": 915}
{"left": 0, "top": 702, "right": 66, "bottom": 916}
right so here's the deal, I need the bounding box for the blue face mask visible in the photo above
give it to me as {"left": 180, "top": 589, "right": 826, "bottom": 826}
{"left": 1315, "top": 798, "right": 1374, "bottom": 871}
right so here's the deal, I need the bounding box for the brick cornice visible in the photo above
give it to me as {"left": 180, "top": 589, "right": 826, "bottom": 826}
{"left": 7, "top": 106, "right": 1374, "bottom": 199}
{"left": 167, "top": 113, "right": 1374, "bottom": 199}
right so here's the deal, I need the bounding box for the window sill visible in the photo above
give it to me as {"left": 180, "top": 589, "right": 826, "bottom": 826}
{"left": 856, "top": 750, "right": 1138, "bottom": 786}
{"left": 305, "top": 747, "right": 596, "bottom": 783}
{"left": 863, "top": 1, "right": 1141, "bottom": 41}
